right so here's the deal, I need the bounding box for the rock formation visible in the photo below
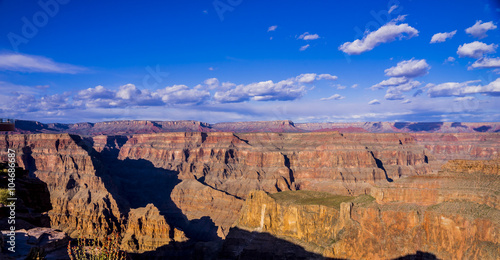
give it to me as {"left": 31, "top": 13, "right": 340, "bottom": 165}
{"left": 0, "top": 129, "right": 498, "bottom": 258}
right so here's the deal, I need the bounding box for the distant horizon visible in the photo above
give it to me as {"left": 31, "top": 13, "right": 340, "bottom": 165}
{"left": 12, "top": 118, "right": 500, "bottom": 125}
{"left": 1, "top": 0, "right": 499, "bottom": 123}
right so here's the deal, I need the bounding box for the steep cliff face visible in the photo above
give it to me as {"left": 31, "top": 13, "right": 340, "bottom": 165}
{"left": 118, "top": 132, "right": 432, "bottom": 198}
{"left": 0, "top": 134, "right": 190, "bottom": 253}
{"left": 232, "top": 190, "right": 500, "bottom": 259}
{"left": 0, "top": 134, "right": 124, "bottom": 238}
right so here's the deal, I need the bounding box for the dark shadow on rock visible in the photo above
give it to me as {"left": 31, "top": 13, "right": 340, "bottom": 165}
{"left": 370, "top": 151, "right": 393, "bottom": 182}
{"left": 69, "top": 135, "right": 220, "bottom": 243}
{"left": 130, "top": 226, "right": 344, "bottom": 260}
{"left": 392, "top": 251, "right": 439, "bottom": 260}
{"left": 21, "top": 146, "right": 37, "bottom": 178}
{"left": 0, "top": 162, "right": 51, "bottom": 229}
{"left": 218, "top": 227, "right": 343, "bottom": 260}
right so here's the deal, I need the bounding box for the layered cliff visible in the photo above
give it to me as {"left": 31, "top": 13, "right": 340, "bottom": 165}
{"left": 118, "top": 131, "right": 432, "bottom": 198}
{"left": 1, "top": 131, "right": 498, "bottom": 258}
{"left": 0, "top": 134, "right": 190, "bottom": 254}
{"left": 230, "top": 188, "right": 500, "bottom": 259}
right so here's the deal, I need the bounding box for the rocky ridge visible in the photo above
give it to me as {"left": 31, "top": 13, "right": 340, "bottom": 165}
{"left": 7, "top": 120, "right": 500, "bottom": 135}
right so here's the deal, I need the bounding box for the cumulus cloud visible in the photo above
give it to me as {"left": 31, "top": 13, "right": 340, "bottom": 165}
{"left": 204, "top": 78, "right": 220, "bottom": 89}
{"left": 371, "top": 77, "right": 409, "bottom": 90}
{"left": 213, "top": 73, "right": 334, "bottom": 103}
{"left": 427, "top": 78, "right": 500, "bottom": 97}
{"left": 213, "top": 79, "right": 306, "bottom": 103}
{"left": 157, "top": 85, "right": 210, "bottom": 104}
{"left": 457, "top": 41, "right": 497, "bottom": 58}
{"left": 465, "top": 20, "right": 497, "bottom": 39}
{"left": 295, "top": 73, "right": 317, "bottom": 83}
{"left": 445, "top": 56, "right": 456, "bottom": 63}
{"left": 430, "top": 30, "right": 457, "bottom": 43}
{"left": 316, "top": 74, "right": 338, "bottom": 80}
{"left": 368, "top": 99, "right": 381, "bottom": 105}
{"left": 75, "top": 85, "right": 115, "bottom": 100}
{"left": 372, "top": 59, "right": 427, "bottom": 100}
{"left": 74, "top": 83, "right": 210, "bottom": 108}
{"left": 384, "top": 59, "right": 430, "bottom": 77}
{"left": 268, "top": 25, "right": 278, "bottom": 32}
{"left": 320, "top": 94, "right": 345, "bottom": 101}
{"left": 468, "top": 57, "right": 500, "bottom": 70}
{"left": 299, "top": 44, "right": 310, "bottom": 51}
{"left": 339, "top": 15, "right": 418, "bottom": 55}
{"left": 298, "top": 32, "right": 320, "bottom": 40}
{"left": 401, "top": 99, "right": 411, "bottom": 104}
{"left": 0, "top": 53, "right": 86, "bottom": 74}
{"left": 116, "top": 84, "right": 141, "bottom": 100}
{"left": 384, "top": 80, "right": 421, "bottom": 100}
{"left": 351, "top": 84, "right": 358, "bottom": 88}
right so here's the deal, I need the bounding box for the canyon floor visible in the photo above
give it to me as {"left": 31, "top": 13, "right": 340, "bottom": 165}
{"left": 0, "top": 120, "right": 499, "bottom": 259}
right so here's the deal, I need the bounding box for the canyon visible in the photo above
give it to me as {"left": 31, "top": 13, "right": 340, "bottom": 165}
{"left": 0, "top": 121, "right": 499, "bottom": 259}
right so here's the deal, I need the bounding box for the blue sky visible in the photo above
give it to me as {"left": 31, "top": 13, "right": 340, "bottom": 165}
{"left": 0, "top": 0, "right": 499, "bottom": 123}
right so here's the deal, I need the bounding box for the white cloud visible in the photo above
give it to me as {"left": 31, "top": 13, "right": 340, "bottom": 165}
{"left": 384, "top": 80, "right": 421, "bottom": 100}
{"left": 445, "top": 56, "right": 456, "bottom": 63}
{"left": 316, "top": 74, "right": 338, "bottom": 80}
{"left": 75, "top": 85, "right": 115, "bottom": 100}
{"left": 296, "top": 73, "right": 317, "bottom": 83}
{"left": 116, "top": 84, "right": 141, "bottom": 100}
{"left": 298, "top": 32, "right": 320, "bottom": 40}
{"left": 213, "top": 78, "right": 306, "bottom": 103}
{"left": 371, "top": 76, "right": 409, "bottom": 90}
{"left": 339, "top": 15, "right": 418, "bottom": 55}
{"left": 427, "top": 78, "right": 500, "bottom": 97}
{"left": 457, "top": 41, "right": 497, "bottom": 58}
{"left": 208, "top": 67, "right": 215, "bottom": 71}
{"left": 351, "top": 84, "right": 358, "bottom": 88}
{"left": 465, "top": 20, "right": 497, "bottom": 39}
{"left": 388, "top": 5, "right": 398, "bottom": 14}
{"left": 384, "top": 59, "right": 430, "bottom": 78}
{"left": 320, "top": 94, "right": 345, "bottom": 101}
{"left": 401, "top": 99, "right": 411, "bottom": 104}
{"left": 430, "top": 30, "right": 457, "bottom": 43}
{"left": 299, "top": 44, "right": 310, "bottom": 51}
{"left": 157, "top": 85, "right": 210, "bottom": 104}
{"left": 0, "top": 53, "right": 86, "bottom": 74}
{"left": 368, "top": 99, "right": 381, "bottom": 105}
{"left": 468, "top": 57, "right": 500, "bottom": 70}
{"left": 204, "top": 78, "right": 220, "bottom": 89}
{"left": 268, "top": 25, "right": 278, "bottom": 32}
{"left": 75, "top": 83, "right": 209, "bottom": 108}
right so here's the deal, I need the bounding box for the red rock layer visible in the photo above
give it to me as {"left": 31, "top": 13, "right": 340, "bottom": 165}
{"left": 0, "top": 134, "right": 186, "bottom": 252}
{"left": 118, "top": 132, "right": 432, "bottom": 198}
{"left": 234, "top": 190, "right": 500, "bottom": 259}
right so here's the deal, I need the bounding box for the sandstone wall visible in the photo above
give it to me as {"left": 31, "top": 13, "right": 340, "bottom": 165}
{"left": 233, "top": 190, "right": 500, "bottom": 259}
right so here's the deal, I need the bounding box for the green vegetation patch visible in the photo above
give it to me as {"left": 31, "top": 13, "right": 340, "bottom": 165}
{"left": 270, "top": 190, "right": 374, "bottom": 209}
